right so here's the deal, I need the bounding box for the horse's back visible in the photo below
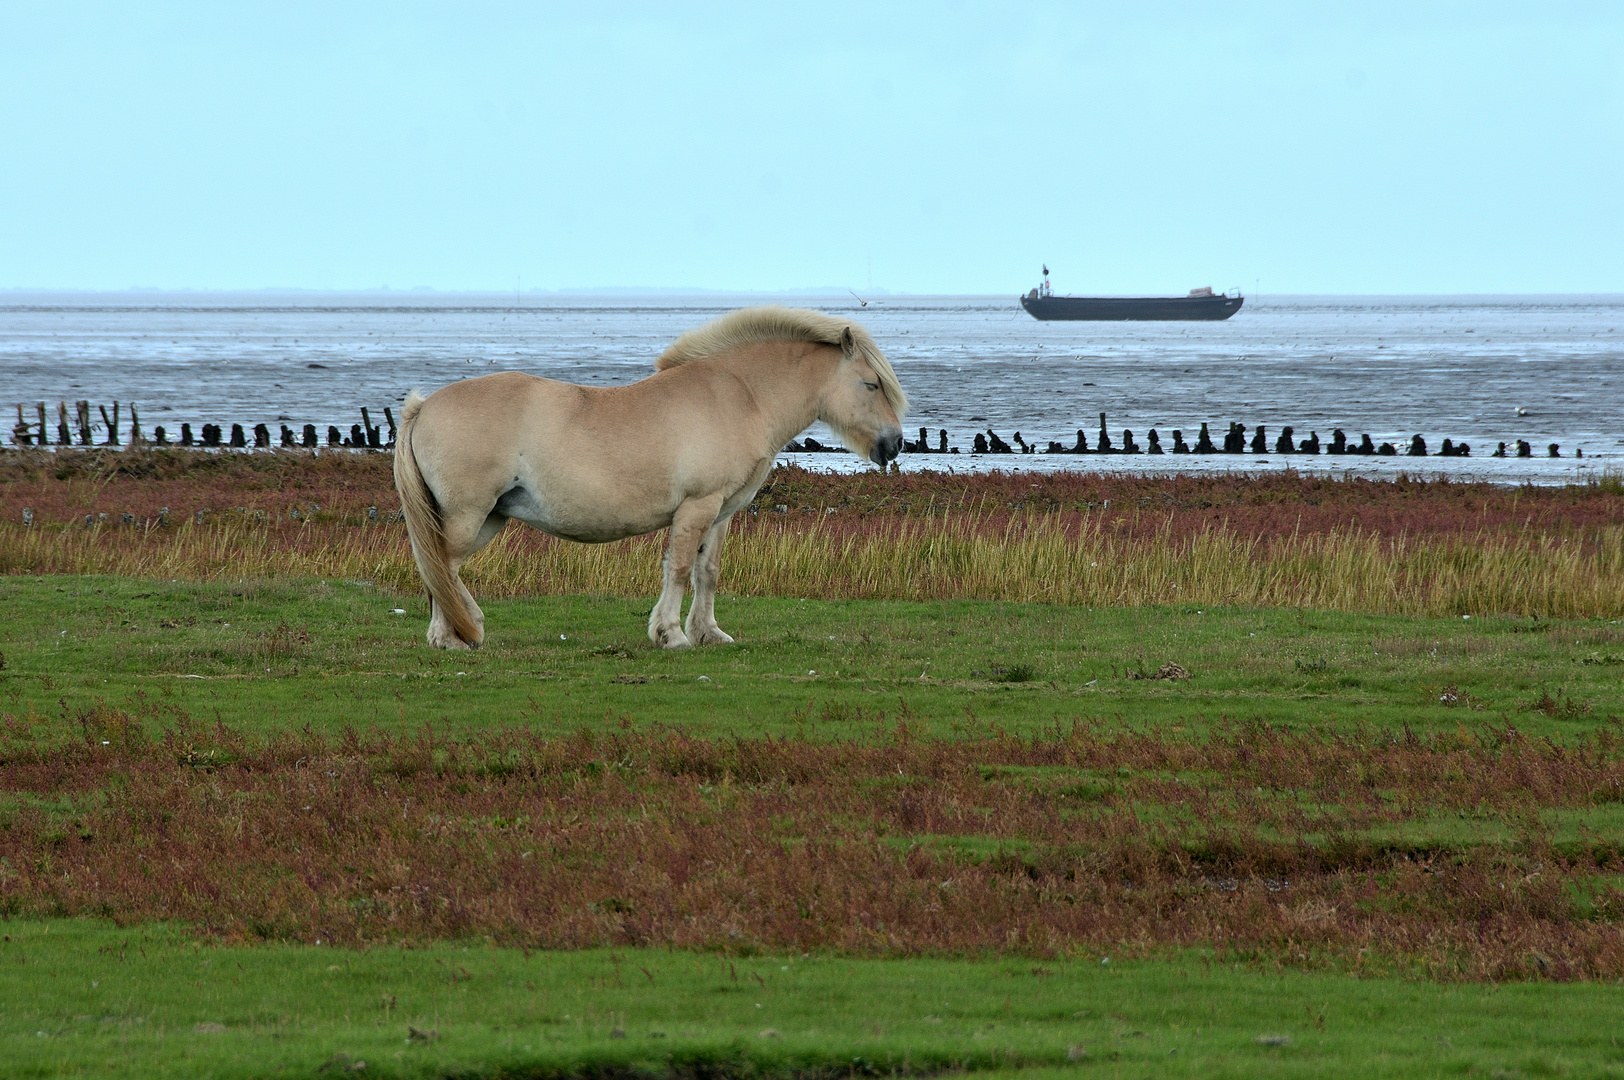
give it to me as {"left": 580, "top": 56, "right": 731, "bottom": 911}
{"left": 417, "top": 370, "right": 563, "bottom": 431}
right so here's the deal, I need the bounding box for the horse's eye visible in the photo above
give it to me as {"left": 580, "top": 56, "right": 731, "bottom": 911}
{"left": 863, "top": 381, "right": 879, "bottom": 391}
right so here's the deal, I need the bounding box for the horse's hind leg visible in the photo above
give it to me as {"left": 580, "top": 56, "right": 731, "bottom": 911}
{"left": 427, "top": 511, "right": 506, "bottom": 649}
{"left": 649, "top": 494, "right": 724, "bottom": 649}
{"left": 684, "top": 515, "right": 734, "bottom": 646}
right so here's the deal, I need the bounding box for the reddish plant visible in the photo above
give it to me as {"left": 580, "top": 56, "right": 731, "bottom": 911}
{"left": 3, "top": 450, "right": 1621, "bottom": 542}
{"left": 3, "top": 705, "right": 1622, "bottom": 981}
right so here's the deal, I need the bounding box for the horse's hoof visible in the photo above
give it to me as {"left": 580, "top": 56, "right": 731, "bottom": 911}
{"left": 427, "top": 627, "right": 474, "bottom": 650}
{"left": 691, "top": 627, "right": 734, "bottom": 646}
{"left": 652, "top": 627, "right": 692, "bottom": 650}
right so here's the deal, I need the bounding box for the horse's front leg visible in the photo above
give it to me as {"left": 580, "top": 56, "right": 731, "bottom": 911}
{"left": 684, "top": 515, "right": 734, "bottom": 646}
{"left": 649, "top": 494, "right": 724, "bottom": 649}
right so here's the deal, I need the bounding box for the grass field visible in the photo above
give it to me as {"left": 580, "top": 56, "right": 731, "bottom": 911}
{"left": 7, "top": 919, "right": 1624, "bottom": 1080}
{"left": 3, "top": 451, "right": 1624, "bottom": 1077}
{"left": 3, "top": 577, "right": 1623, "bottom": 739}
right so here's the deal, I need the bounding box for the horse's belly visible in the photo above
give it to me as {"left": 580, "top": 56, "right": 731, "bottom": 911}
{"left": 495, "top": 484, "right": 668, "bottom": 544}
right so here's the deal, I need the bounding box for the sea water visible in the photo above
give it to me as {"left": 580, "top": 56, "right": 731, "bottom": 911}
{"left": 3, "top": 292, "right": 1619, "bottom": 483}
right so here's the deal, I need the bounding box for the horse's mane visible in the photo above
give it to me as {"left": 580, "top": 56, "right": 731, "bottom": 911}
{"left": 657, "top": 305, "right": 907, "bottom": 417}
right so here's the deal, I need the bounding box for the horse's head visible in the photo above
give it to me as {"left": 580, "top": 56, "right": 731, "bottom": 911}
{"left": 820, "top": 326, "right": 906, "bottom": 466}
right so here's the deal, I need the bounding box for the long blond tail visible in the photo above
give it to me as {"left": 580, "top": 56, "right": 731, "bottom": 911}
{"left": 393, "top": 391, "right": 482, "bottom": 647}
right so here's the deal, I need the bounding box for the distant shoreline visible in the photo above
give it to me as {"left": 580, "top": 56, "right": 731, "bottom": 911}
{"left": 5, "top": 289, "right": 1624, "bottom": 304}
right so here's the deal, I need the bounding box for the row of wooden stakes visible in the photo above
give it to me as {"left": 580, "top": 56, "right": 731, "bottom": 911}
{"left": 10, "top": 402, "right": 398, "bottom": 450}
{"left": 883, "top": 415, "right": 1574, "bottom": 459}
{"left": 12, "top": 403, "right": 1578, "bottom": 461}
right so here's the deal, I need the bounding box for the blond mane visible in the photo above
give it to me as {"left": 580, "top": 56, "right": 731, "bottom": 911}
{"left": 657, "top": 305, "right": 907, "bottom": 417}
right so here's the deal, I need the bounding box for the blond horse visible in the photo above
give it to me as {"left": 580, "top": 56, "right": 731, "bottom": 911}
{"left": 393, "top": 306, "right": 907, "bottom": 650}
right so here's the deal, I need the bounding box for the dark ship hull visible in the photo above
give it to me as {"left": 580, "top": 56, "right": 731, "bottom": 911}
{"left": 1020, "top": 293, "right": 1244, "bottom": 321}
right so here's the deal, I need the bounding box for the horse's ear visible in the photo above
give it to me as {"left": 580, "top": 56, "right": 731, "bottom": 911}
{"left": 839, "top": 326, "right": 856, "bottom": 357}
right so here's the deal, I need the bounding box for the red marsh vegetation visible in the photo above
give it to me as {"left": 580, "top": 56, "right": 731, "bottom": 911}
{"left": 2, "top": 448, "right": 1622, "bottom": 540}
{"left": 3, "top": 706, "right": 1623, "bottom": 981}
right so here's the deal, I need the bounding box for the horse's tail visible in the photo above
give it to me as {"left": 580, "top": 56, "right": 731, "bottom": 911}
{"left": 393, "top": 390, "right": 482, "bottom": 648}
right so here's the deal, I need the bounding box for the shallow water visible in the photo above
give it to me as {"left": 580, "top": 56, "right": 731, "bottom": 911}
{"left": 3, "top": 291, "right": 1619, "bottom": 483}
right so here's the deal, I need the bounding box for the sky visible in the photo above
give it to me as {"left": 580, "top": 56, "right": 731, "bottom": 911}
{"left": 2, "top": 2, "right": 1621, "bottom": 295}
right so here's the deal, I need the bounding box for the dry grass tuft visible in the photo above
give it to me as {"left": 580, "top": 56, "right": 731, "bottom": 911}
{"left": 3, "top": 510, "right": 1623, "bottom": 618}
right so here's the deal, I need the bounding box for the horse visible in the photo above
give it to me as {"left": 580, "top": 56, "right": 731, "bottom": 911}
{"left": 392, "top": 306, "right": 907, "bottom": 651}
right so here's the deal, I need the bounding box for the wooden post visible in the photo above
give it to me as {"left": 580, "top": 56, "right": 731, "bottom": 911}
{"left": 11, "top": 404, "right": 30, "bottom": 446}
{"left": 99, "top": 404, "right": 122, "bottom": 446}
{"left": 76, "top": 401, "right": 92, "bottom": 445}
{"left": 129, "top": 404, "right": 143, "bottom": 445}
{"left": 57, "top": 402, "right": 70, "bottom": 446}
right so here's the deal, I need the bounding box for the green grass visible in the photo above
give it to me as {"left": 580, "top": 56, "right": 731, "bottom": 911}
{"left": 2, "top": 575, "right": 1621, "bottom": 741}
{"left": 6, "top": 919, "right": 1624, "bottom": 1080}
{"left": 6, "top": 574, "right": 1624, "bottom": 1076}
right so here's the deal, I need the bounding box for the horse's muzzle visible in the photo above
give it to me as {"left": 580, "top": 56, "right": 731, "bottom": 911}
{"left": 872, "top": 429, "right": 903, "bottom": 466}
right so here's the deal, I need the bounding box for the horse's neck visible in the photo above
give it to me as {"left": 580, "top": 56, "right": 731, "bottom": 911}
{"left": 718, "top": 344, "right": 835, "bottom": 450}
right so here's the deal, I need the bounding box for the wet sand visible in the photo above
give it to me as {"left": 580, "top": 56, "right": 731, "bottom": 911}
{"left": 4, "top": 291, "right": 1619, "bottom": 482}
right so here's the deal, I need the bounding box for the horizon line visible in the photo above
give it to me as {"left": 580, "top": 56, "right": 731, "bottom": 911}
{"left": 4, "top": 287, "right": 1624, "bottom": 300}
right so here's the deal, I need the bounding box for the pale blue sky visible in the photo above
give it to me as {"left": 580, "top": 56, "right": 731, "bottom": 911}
{"left": 2, "top": 2, "right": 1620, "bottom": 294}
